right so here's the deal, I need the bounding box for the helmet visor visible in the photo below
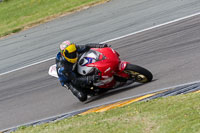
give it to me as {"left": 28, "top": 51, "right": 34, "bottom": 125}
{"left": 65, "top": 51, "right": 77, "bottom": 59}
{"left": 63, "top": 51, "right": 78, "bottom": 63}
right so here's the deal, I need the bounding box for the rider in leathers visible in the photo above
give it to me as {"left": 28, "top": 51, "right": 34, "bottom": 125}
{"left": 56, "top": 40, "right": 109, "bottom": 101}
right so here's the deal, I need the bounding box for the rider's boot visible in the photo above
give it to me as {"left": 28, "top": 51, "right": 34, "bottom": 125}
{"left": 67, "top": 84, "right": 87, "bottom": 102}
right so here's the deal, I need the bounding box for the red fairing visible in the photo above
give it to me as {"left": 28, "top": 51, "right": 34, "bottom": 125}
{"left": 116, "top": 61, "right": 130, "bottom": 78}
{"left": 87, "top": 48, "right": 129, "bottom": 88}
{"left": 88, "top": 48, "right": 120, "bottom": 76}
{"left": 119, "top": 61, "right": 129, "bottom": 71}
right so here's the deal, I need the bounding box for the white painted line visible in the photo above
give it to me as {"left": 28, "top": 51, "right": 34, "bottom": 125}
{"left": 1, "top": 11, "right": 200, "bottom": 76}
{"left": 102, "top": 12, "right": 200, "bottom": 43}
{"left": 0, "top": 57, "right": 55, "bottom": 76}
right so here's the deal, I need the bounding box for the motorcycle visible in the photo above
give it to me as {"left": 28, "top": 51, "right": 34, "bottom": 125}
{"left": 49, "top": 47, "right": 153, "bottom": 101}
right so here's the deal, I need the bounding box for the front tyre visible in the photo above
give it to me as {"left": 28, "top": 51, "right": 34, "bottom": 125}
{"left": 124, "top": 64, "right": 153, "bottom": 83}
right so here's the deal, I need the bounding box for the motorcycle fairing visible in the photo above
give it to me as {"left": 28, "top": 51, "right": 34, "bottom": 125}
{"left": 49, "top": 47, "right": 131, "bottom": 88}
{"left": 77, "top": 49, "right": 102, "bottom": 75}
{"left": 78, "top": 48, "right": 130, "bottom": 88}
{"left": 116, "top": 61, "right": 130, "bottom": 78}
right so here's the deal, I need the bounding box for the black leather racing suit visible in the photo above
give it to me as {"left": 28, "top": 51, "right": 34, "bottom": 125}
{"left": 56, "top": 43, "right": 108, "bottom": 101}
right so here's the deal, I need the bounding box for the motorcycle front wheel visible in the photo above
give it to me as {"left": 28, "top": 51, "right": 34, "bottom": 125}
{"left": 124, "top": 64, "right": 153, "bottom": 83}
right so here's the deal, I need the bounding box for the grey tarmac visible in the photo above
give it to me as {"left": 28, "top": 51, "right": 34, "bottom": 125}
{"left": 1, "top": 0, "right": 200, "bottom": 74}
{"left": 1, "top": 0, "right": 200, "bottom": 131}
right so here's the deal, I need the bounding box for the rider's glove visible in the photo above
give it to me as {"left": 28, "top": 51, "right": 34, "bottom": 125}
{"left": 93, "top": 75, "right": 101, "bottom": 82}
{"left": 87, "top": 75, "right": 101, "bottom": 84}
{"left": 58, "top": 67, "right": 64, "bottom": 75}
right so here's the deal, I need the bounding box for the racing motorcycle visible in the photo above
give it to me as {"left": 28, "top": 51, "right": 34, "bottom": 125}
{"left": 49, "top": 47, "right": 153, "bottom": 101}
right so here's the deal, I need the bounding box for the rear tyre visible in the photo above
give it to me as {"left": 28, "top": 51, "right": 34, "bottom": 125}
{"left": 124, "top": 64, "right": 153, "bottom": 83}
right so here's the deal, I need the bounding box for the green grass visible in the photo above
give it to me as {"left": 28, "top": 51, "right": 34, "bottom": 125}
{"left": 0, "top": 0, "right": 109, "bottom": 37}
{"left": 14, "top": 92, "right": 200, "bottom": 133}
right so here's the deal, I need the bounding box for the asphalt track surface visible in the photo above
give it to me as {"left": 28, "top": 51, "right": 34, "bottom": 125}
{"left": 1, "top": 0, "right": 200, "bottom": 131}
{"left": 1, "top": 0, "right": 200, "bottom": 74}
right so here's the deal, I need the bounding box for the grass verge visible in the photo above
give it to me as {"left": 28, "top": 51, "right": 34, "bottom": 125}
{"left": 14, "top": 92, "right": 200, "bottom": 133}
{"left": 0, "top": 0, "right": 110, "bottom": 38}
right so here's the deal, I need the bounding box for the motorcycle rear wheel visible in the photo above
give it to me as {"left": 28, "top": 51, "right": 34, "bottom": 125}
{"left": 124, "top": 64, "right": 153, "bottom": 83}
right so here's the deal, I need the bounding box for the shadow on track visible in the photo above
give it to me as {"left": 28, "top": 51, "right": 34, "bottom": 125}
{"left": 85, "top": 83, "right": 142, "bottom": 104}
{"left": 85, "top": 79, "right": 157, "bottom": 104}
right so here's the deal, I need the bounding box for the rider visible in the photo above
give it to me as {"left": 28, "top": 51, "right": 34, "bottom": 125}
{"left": 56, "top": 40, "right": 109, "bottom": 101}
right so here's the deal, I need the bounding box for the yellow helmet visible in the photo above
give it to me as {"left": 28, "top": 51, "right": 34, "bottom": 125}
{"left": 60, "top": 41, "right": 78, "bottom": 64}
